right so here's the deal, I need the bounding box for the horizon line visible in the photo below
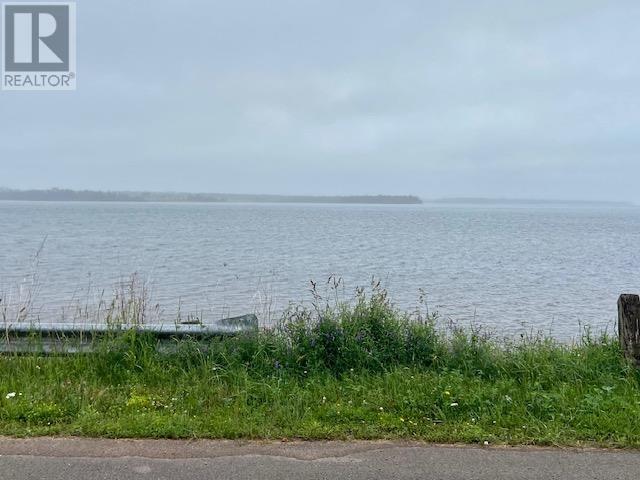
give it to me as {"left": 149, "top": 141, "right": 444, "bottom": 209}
{"left": 0, "top": 187, "right": 635, "bottom": 206}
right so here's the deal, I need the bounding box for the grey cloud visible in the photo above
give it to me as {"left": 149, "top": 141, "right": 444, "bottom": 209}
{"left": 0, "top": 0, "right": 638, "bottom": 200}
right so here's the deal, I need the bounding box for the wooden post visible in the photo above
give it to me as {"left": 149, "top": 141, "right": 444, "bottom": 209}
{"left": 618, "top": 294, "right": 640, "bottom": 366}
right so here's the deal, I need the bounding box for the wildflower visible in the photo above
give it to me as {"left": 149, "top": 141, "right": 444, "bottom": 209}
{"left": 379, "top": 406, "right": 384, "bottom": 411}
{"left": 400, "top": 417, "right": 405, "bottom": 422}
{"left": 483, "top": 441, "right": 489, "bottom": 446}
{"left": 322, "top": 396, "right": 326, "bottom": 404}
{"left": 444, "top": 391, "right": 450, "bottom": 396}
{"left": 450, "top": 402, "right": 459, "bottom": 407}
{"left": 5, "top": 392, "right": 16, "bottom": 399}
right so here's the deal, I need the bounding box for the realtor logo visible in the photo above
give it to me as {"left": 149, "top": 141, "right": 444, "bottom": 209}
{"left": 2, "top": 2, "right": 76, "bottom": 90}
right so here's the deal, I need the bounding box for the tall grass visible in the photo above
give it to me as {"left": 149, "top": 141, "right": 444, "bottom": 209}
{"left": 0, "top": 285, "right": 638, "bottom": 446}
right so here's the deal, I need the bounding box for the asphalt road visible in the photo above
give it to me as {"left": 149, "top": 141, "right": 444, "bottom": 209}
{"left": 1, "top": 438, "right": 639, "bottom": 480}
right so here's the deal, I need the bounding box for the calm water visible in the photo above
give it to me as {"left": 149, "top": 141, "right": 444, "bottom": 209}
{"left": 1, "top": 201, "right": 639, "bottom": 339}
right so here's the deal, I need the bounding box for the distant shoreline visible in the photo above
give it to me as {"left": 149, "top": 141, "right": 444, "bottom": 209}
{"left": 0, "top": 189, "right": 633, "bottom": 207}
{"left": 423, "top": 197, "right": 635, "bottom": 207}
{"left": 0, "top": 188, "right": 422, "bottom": 205}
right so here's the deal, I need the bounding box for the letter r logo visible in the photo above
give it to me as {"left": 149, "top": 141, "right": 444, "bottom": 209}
{"left": 3, "top": 4, "right": 70, "bottom": 71}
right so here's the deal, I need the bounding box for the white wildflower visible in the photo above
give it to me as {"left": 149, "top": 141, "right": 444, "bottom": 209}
{"left": 5, "top": 392, "right": 16, "bottom": 399}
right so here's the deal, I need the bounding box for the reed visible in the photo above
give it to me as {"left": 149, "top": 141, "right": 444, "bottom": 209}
{"left": 0, "top": 284, "right": 637, "bottom": 447}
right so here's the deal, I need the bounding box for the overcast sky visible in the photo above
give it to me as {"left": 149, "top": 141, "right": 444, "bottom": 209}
{"left": 1, "top": 0, "right": 639, "bottom": 201}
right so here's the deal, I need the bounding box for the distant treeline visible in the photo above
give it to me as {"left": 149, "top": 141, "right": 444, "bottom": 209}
{"left": 0, "top": 188, "right": 422, "bottom": 205}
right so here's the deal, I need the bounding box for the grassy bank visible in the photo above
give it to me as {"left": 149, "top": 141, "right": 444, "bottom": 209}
{"left": 0, "top": 289, "right": 638, "bottom": 447}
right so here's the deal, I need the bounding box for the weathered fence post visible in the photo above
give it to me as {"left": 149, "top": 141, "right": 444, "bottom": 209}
{"left": 618, "top": 294, "right": 640, "bottom": 366}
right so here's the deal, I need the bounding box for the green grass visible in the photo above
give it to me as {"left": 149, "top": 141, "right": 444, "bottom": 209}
{"left": 1, "top": 289, "right": 638, "bottom": 447}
